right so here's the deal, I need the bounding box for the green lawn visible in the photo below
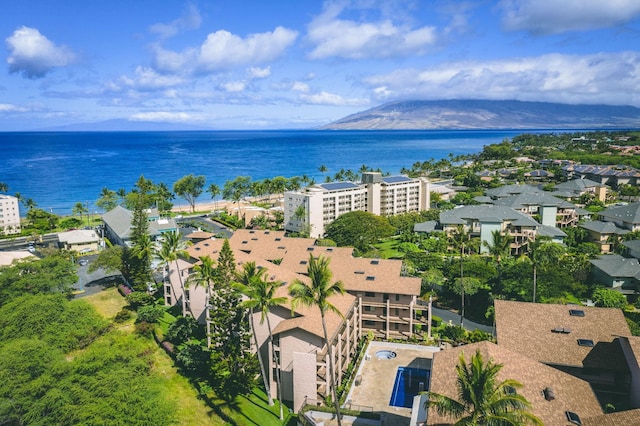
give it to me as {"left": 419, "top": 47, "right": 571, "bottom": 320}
{"left": 371, "top": 239, "right": 405, "bottom": 259}
{"left": 85, "top": 287, "right": 294, "bottom": 426}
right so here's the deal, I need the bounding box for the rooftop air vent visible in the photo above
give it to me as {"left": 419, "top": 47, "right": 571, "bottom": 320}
{"left": 552, "top": 327, "right": 572, "bottom": 334}
{"left": 370, "top": 260, "right": 379, "bottom": 265}
{"left": 543, "top": 387, "right": 555, "bottom": 401}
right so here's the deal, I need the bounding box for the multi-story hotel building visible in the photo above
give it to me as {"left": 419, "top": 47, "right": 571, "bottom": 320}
{"left": 164, "top": 229, "right": 425, "bottom": 411}
{"left": 0, "top": 194, "right": 21, "bottom": 235}
{"left": 284, "top": 172, "right": 430, "bottom": 238}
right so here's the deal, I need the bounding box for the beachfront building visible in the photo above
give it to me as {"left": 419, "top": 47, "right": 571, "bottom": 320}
{"left": 0, "top": 194, "right": 21, "bottom": 235}
{"left": 102, "top": 205, "right": 177, "bottom": 247}
{"left": 284, "top": 172, "right": 430, "bottom": 238}
{"left": 164, "top": 232, "right": 362, "bottom": 411}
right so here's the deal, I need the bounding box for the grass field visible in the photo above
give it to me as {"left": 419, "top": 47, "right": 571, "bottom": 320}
{"left": 83, "top": 287, "right": 295, "bottom": 426}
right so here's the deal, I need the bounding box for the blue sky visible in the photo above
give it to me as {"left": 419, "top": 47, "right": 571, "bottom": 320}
{"left": 1, "top": 0, "right": 640, "bottom": 130}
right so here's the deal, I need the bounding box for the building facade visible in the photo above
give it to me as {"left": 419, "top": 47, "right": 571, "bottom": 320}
{"left": 0, "top": 194, "right": 21, "bottom": 235}
{"left": 284, "top": 173, "right": 430, "bottom": 238}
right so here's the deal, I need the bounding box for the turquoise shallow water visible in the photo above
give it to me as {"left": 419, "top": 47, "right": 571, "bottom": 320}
{"left": 1, "top": 129, "right": 545, "bottom": 214}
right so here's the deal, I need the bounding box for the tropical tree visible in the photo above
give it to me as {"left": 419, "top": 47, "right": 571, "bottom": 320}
{"left": 483, "top": 230, "right": 512, "bottom": 288}
{"left": 173, "top": 174, "right": 206, "bottom": 213}
{"left": 72, "top": 202, "right": 89, "bottom": 226}
{"left": 207, "top": 183, "right": 221, "bottom": 211}
{"left": 23, "top": 197, "right": 37, "bottom": 211}
{"left": 156, "top": 231, "right": 191, "bottom": 316}
{"left": 234, "top": 262, "right": 287, "bottom": 418}
{"left": 223, "top": 176, "right": 252, "bottom": 217}
{"left": 289, "top": 255, "right": 346, "bottom": 425}
{"left": 527, "top": 239, "right": 565, "bottom": 303}
{"left": 325, "top": 211, "right": 395, "bottom": 254}
{"left": 96, "top": 187, "right": 118, "bottom": 212}
{"left": 425, "top": 349, "right": 542, "bottom": 425}
{"left": 188, "top": 255, "right": 217, "bottom": 347}
{"left": 0, "top": 182, "right": 8, "bottom": 193}
{"left": 450, "top": 225, "right": 469, "bottom": 326}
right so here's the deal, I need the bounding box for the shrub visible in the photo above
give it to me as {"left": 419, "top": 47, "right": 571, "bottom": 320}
{"left": 439, "top": 324, "right": 466, "bottom": 342}
{"left": 114, "top": 309, "right": 133, "bottom": 323}
{"left": 166, "top": 316, "right": 199, "bottom": 345}
{"left": 126, "top": 292, "right": 154, "bottom": 308}
{"left": 135, "top": 321, "right": 155, "bottom": 336}
{"left": 136, "top": 305, "right": 165, "bottom": 323}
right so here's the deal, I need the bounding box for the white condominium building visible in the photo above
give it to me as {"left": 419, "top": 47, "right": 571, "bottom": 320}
{"left": 0, "top": 195, "right": 21, "bottom": 235}
{"left": 284, "top": 172, "right": 430, "bottom": 238}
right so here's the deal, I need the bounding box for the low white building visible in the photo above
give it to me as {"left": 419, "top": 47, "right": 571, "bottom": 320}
{"left": 0, "top": 194, "right": 21, "bottom": 235}
{"left": 284, "top": 172, "right": 430, "bottom": 238}
{"left": 58, "top": 229, "right": 101, "bottom": 253}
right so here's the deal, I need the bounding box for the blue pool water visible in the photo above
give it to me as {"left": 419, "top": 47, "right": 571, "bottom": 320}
{"left": 389, "top": 367, "right": 430, "bottom": 408}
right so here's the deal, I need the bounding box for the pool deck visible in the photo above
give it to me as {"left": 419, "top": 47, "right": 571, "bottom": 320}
{"left": 344, "top": 341, "right": 439, "bottom": 425}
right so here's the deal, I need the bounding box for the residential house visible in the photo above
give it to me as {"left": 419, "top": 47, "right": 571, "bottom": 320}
{"left": 495, "top": 300, "right": 634, "bottom": 408}
{"left": 599, "top": 202, "right": 640, "bottom": 232}
{"left": 552, "top": 178, "right": 608, "bottom": 202}
{"left": 622, "top": 240, "right": 640, "bottom": 259}
{"left": 284, "top": 172, "right": 429, "bottom": 238}
{"left": 563, "top": 165, "right": 640, "bottom": 188}
{"left": 102, "top": 205, "right": 178, "bottom": 247}
{"left": 0, "top": 194, "right": 21, "bottom": 235}
{"left": 589, "top": 254, "right": 640, "bottom": 297}
{"left": 57, "top": 229, "right": 101, "bottom": 253}
{"left": 489, "top": 191, "right": 579, "bottom": 228}
{"left": 580, "top": 221, "right": 629, "bottom": 254}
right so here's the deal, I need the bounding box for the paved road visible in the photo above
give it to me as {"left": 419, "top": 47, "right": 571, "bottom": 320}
{"left": 73, "top": 255, "right": 122, "bottom": 298}
{"left": 432, "top": 306, "right": 494, "bottom": 335}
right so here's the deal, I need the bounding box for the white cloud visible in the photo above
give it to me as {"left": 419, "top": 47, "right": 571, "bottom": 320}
{"left": 117, "top": 67, "right": 184, "bottom": 90}
{"left": 130, "top": 111, "right": 192, "bottom": 122}
{"left": 248, "top": 66, "right": 271, "bottom": 79}
{"left": 499, "top": 0, "right": 640, "bottom": 35}
{"left": 300, "top": 91, "right": 368, "bottom": 106}
{"left": 307, "top": 3, "right": 437, "bottom": 59}
{"left": 198, "top": 27, "right": 298, "bottom": 71}
{"left": 5, "top": 26, "right": 76, "bottom": 79}
{"left": 150, "top": 3, "right": 201, "bottom": 39}
{"left": 223, "top": 81, "right": 246, "bottom": 92}
{"left": 152, "top": 26, "right": 297, "bottom": 74}
{"left": 364, "top": 51, "right": 640, "bottom": 106}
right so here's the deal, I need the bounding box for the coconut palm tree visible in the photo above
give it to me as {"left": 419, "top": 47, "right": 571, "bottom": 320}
{"left": 207, "top": 183, "right": 221, "bottom": 211}
{"left": 450, "top": 225, "right": 469, "bottom": 326}
{"left": 72, "top": 202, "right": 89, "bottom": 226}
{"left": 483, "top": 230, "right": 512, "bottom": 289}
{"left": 234, "top": 262, "right": 287, "bottom": 418}
{"left": 0, "top": 182, "right": 8, "bottom": 193}
{"left": 425, "top": 349, "right": 542, "bottom": 425}
{"left": 189, "top": 255, "right": 217, "bottom": 348}
{"left": 289, "top": 255, "right": 346, "bottom": 426}
{"left": 156, "top": 231, "right": 191, "bottom": 316}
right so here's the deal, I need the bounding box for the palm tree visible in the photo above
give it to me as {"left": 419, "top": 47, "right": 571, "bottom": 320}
{"left": 289, "top": 255, "right": 346, "bottom": 425}
{"left": 189, "top": 255, "right": 217, "bottom": 348}
{"left": 207, "top": 183, "right": 221, "bottom": 211}
{"left": 0, "top": 182, "right": 8, "bottom": 193}
{"left": 483, "top": 230, "right": 512, "bottom": 288}
{"left": 450, "top": 225, "right": 469, "bottom": 326}
{"left": 156, "top": 231, "right": 191, "bottom": 316}
{"left": 72, "top": 201, "right": 89, "bottom": 226}
{"left": 234, "top": 262, "right": 287, "bottom": 418}
{"left": 425, "top": 349, "right": 542, "bottom": 425}
{"left": 23, "top": 197, "right": 37, "bottom": 211}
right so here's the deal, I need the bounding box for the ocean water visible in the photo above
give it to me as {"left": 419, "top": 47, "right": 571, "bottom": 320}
{"left": 0, "top": 129, "right": 538, "bottom": 215}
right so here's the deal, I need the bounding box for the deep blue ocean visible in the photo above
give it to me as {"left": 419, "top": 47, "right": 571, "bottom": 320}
{"left": 1, "top": 129, "right": 549, "bottom": 215}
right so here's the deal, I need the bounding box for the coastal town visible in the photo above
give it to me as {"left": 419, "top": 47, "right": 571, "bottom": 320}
{"left": 3, "top": 131, "right": 640, "bottom": 424}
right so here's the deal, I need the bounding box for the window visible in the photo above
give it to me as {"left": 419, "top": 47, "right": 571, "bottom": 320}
{"left": 364, "top": 320, "right": 375, "bottom": 326}
{"left": 307, "top": 247, "right": 314, "bottom": 251}
{"left": 300, "top": 260, "right": 307, "bottom": 265}
{"left": 577, "top": 339, "right": 594, "bottom": 347}
{"left": 370, "top": 260, "right": 379, "bottom": 265}
{"left": 366, "top": 276, "right": 375, "bottom": 281}
{"left": 565, "top": 411, "right": 582, "bottom": 426}
{"left": 365, "top": 292, "right": 375, "bottom": 297}
{"left": 364, "top": 306, "right": 373, "bottom": 312}
{"left": 569, "top": 309, "right": 585, "bottom": 317}
{"left": 395, "top": 294, "right": 400, "bottom": 302}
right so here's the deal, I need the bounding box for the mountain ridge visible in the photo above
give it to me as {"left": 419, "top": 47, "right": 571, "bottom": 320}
{"left": 320, "top": 99, "right": 640, "bottom": 130}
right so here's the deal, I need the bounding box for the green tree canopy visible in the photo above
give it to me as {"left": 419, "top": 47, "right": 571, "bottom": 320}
{"left": 592, "top": 287, "right": 628, "bottom": 308}
{"left": 325, "top": 211, "right": 395, "bottom": 253}
{"left": 173, "top": 174, "right": 206, "bottom": 213}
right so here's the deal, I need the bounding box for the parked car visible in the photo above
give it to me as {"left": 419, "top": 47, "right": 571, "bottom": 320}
{"left": 79, "top": 259, "right": 89, "bottom": 266}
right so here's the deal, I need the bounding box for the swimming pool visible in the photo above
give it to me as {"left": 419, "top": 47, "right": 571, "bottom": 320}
{"left": 389, "top": 367, "right": 430, "bottom": 408}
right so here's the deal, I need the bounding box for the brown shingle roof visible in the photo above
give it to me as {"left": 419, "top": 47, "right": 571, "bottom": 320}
{"left": 583, "top": 408, "right": 640, "bottom": 425}
{"left": 185, "top": 236, "right": 356, "bottom": 343}
{"left": 495, "top": 300, "right": 631, "bottom": 370}
{"left": 427, "top": 341, "right": 604, "bottom": 425}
